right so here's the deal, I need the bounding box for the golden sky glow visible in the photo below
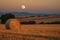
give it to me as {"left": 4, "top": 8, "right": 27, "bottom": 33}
{"left": 0, "top": 0, "right": 60, "bottom": 13}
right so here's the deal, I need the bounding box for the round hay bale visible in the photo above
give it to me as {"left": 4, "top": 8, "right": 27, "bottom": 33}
{"left": 6, "top": 19, "right": 20, "bottom": 31}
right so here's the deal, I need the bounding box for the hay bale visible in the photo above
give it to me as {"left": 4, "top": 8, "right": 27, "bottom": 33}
{"left": 6, "top": 19, "right": 20, "bottom": 31}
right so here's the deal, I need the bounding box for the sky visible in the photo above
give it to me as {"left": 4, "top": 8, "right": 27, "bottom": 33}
{"left": 0, "top": 0, "right": 60, "bottom": 13}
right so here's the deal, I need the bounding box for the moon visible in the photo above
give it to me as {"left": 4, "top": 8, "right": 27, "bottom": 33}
{"left": 21, "top": 5, "right": 26, "bottom": 9}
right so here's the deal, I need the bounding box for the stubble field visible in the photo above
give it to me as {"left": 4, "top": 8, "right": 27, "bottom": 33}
{"left": 0, "top": 24, "right": 60, "bottom": 40}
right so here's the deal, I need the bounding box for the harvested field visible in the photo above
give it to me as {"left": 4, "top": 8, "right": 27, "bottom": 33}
{"left": 0, "top": 24, "right": 60, "bottom": 40}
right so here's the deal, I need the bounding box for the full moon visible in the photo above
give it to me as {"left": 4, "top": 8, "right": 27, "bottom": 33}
{"left": 21, "top": 5, "right": 26, "bottom": 9}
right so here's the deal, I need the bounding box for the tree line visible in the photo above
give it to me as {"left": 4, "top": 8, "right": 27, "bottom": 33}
{"left": 21, "top": 21, "right": 60, "bottom": 24}
{"left": 0, "top": 13, "right": 60, "bottom": 24}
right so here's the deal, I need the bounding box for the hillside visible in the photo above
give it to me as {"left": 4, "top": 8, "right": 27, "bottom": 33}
{"left": 16, "top": 16, "right": 60, "bottom": 24}
{"left": 0, "top": 12, "right": 60, "bottom": 17}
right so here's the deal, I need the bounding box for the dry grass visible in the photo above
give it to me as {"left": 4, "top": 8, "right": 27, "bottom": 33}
{"left": 0, "top": 24, "right": 60, "bottom": 40}
{"left": 21, "top": 24, "right": 60, "bottom": 38}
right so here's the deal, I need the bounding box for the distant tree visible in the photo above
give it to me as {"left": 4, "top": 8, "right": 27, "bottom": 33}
{"left": 0, "top": 17, "right": 1, "bottom": 19}
{"left": 21, "top": 21, "right": 36, "bottom": 24}
{"left": 39, "top": 22, "right": 44, "bottom": 24}
{"left": 45, "top": 22, "right": 50, "bottom": 24}
{"left": 28, "top": 21, "right": 36, "bottom": 24}
{"left": 30, "top": 16, "right": 35, "bottom": 17}
{"left": 37, "top": 16, "right": 41, "bottom": 17}
{"left": 0, "top": 13, "right": 15, "bottom": 24}
{"left": 24, "top": 17, "right": 28, "bottom": 18}
{"left": 50, "top": 21, "right": 60, "bottom": 24}
{"left": 45, "top": 21, "right": 60, "bottom": 24}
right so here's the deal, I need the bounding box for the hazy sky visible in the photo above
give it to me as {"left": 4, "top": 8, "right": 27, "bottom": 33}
{"left": 0, "top": 0, "right": 60, "bottom": 13}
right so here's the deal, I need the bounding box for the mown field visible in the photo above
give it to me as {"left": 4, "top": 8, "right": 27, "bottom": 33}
{"left": 0, "top": 24, "right": 60, "bottom": 40}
